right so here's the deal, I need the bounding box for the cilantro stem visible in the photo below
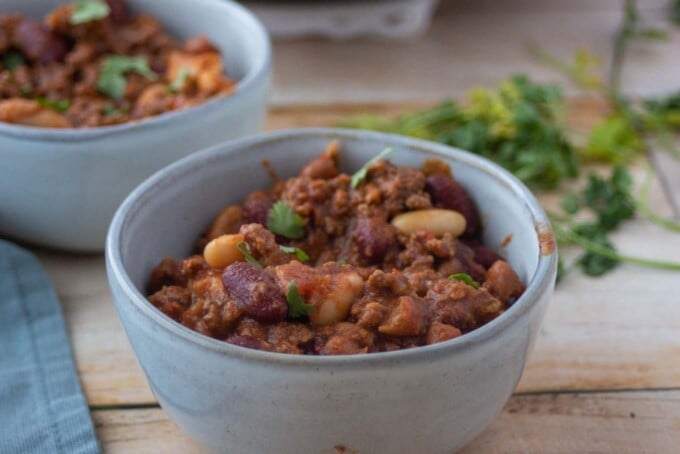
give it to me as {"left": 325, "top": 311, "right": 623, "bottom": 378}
{"left": 609, "top": 0, "right": 637, "bottom": 104}
{"left": 552, "top": 221, "right": 680, "bottom": 271}
{"left": 648, "top": 117, "right": 680, "bottom": 159}
{"left": 527, "top": 43, "right": 599, "bottom": 93}
{"left": 634, "top": 164, "right": 680, "bottom": 233}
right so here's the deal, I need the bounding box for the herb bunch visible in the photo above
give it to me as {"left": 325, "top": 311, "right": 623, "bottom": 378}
{"left": 554, "top": 161, "right": 680, "bottom": 279}
{"left": 553, "top": 166, "right": 636, "bottom": 277}
{"left": 344, "top": 76, "right": 578, "bottom": 190}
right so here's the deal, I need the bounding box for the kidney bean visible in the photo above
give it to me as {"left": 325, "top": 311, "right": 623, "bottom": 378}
{"left": 13, "top": 19, "right": 69, "bottom": 63}
{"left": 222, "top": 262, "right": 287, "bottom": 323}
{"left": 227, "top": 335, "right": 264, "bottom": 351}
{"left": 242, "top": 191, "right": 273, "bottom": 225}
{"left": 455, "top": 242, "right": 487, "bottom": 283}
{"left": 354, "top": 217, "right": 395, "bottom": 263}
{"left": 464, "top": 240, "right": 503, "bottom": 269}
{"left": 106, "top": 0, "right": 130, "bottom": 24}
{"left": 425, "top": 174, "right": 480, "bottom": 236}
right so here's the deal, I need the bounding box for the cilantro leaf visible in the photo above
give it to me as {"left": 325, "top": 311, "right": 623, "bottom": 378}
{"left": 581, "top": 114, "right": 642, "bottom": 163}
{"left": 102, "top": 102, "right": 129, "bottom": 117}
{"left": 286, "top": 281, "right": 313, "bottom": 318}
{"left": 448, "top": 273, "right": 480, "bottom": 289}
{"left": 267, "top": 201, "right": 305, "bottom": 239}
{"left": 168, "top": 67, "right": 191, "bottom": 93}
{"left": 573, "top": 224, "right": 620, "bottom": 276}
{"left": 582, "top": 165, "right": 634, "bottom": 231}
{"left": 351, "top": 147, "right": 394, "bottom": 188}
{"left": 97, "top": 55, "right": 157, "bottom": 100}
{"left": 550, "top": 165, "right": 637, "bottom": 278}
{"left": 236, "top": 241, "right": 263, "bottom": 269}
{"left": 3, "top": 51, "right": 25, "bottom": 71}
{"left": 560, "top": 193, "right": 580, "bottom": 214}
{"left": 35, "top": 97, "right": 71, "bottom": 113}
{"left": 279, "top": 245, "right": 309, "bottom": 262}
{"left": 71, "top": 0, "right": 111, "bottom": 25}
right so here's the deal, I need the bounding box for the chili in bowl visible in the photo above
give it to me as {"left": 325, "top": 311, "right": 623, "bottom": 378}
{"left": 0, "top": 0, "right": 270, "bottom": 251}
{"left": 106, "top": 129, "right": 557, "bottom": 453}
{"left": 147, "top": 140, "right": 526, "bottom": 355}
{"left": 0, "top": 0, "right": 236, "bottom": 128}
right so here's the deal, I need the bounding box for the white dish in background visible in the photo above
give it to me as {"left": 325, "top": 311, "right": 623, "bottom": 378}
{"left": 0, "top": 0, "right": 270, "bottom": 252}
{"left": 245, "top": 0, "right": 440, "bottom": 39}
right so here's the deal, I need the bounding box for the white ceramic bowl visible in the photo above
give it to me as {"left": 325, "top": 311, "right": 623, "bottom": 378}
{"left": 106, "top": 129, "right": 557, "bottom": 453}
{"left": 0, "top": 0, "right": 270, "bottom": 252}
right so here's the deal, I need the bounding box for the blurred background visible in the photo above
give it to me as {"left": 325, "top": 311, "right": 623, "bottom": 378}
{"left": 245, "top": 0, "right": 679, "bottom": 105}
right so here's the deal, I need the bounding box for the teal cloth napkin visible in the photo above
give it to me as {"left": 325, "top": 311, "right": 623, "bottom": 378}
{"left": 0, "top": 240, "right": 100, "bottom": 453}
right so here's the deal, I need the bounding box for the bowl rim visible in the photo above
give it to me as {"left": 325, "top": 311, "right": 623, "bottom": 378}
{"left": 0, "top": 0, "right": 271, "bottom": 143}
{"left": 106, "top": 128, "right": 557, "bottom": 367}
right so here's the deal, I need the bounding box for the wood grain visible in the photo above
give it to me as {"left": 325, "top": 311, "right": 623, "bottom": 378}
{"left": 93, "top": 390, "right": 680, "bottom": 453}
{"left": 270, "top": 0, "right": 680, "bottom": 105}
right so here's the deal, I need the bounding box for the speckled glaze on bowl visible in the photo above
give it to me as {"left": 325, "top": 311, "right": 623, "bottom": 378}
{"left": 0, "top": 0, "right": 270, "bottom": 252}
{"left": 106, "top": 129, "right": 557, "bottom": 454}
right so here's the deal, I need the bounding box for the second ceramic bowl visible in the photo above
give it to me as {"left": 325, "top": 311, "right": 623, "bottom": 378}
{"left": 0, "top": 0, "right": 270, "bottom": 252}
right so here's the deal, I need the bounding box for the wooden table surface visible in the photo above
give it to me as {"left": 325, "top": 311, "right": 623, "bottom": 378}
{"left": 29, "top": 1, "right": 680, "bottom": 452}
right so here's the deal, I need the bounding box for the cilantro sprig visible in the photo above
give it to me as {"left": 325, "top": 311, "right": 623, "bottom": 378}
{"left": 168, "top": 68, "right": 191, "bottom": 93}
{"left": 553, "top": 222, "right": 680, "bottom": 276}
{"left": 553, "top": 166, "right": 633, "bottom": 277}
{"left": 449, "top": 273, "right": 480, "bottom": 289}
{"left": 71, "top": 0, "right": 111, "bottom": 25}
{"left": 286, "top": 281, "right": 313, "bottom": 318}
{"left": 97, "top": 55, "right": 157, "bottom": 100}
{"left": 36, "top": 97, "right": 71, "bottom": 113}
{"left": 350, "top": 147, "right": 394, "bottom": 188}
{"left": 551, "top": 165, "right": 680, "bottom": 279}
{"left": 267, "top": 201, "right": 305, "bottom": 239}
{"left": 279, "top": 245, "right": 309, "bottom": 262}
{"left": 236, "top": 241, "right": 263, "bottom": 269}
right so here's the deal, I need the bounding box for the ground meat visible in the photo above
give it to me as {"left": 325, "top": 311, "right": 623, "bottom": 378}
{"left": 148, "top": 286, "right": 192, "bottom": 322}
{"left": 426, "top": 322, "right": 462, "bottom": 344}
{"left": 483, "top": 260, "right": 525, "bottom": 303}
{"left": 429, "top": 280, "right": 505, "bottom": 333}
{"left": 239, "top": 223, "right": 290, "bottom": 267}
{"left": 300, "top": 140, "right": 340, "bottom": 179}
{"left": 355, "top": 159, "right": 431, "bottom": 216}
{"left": 147, "top": 144, "right": 525, "bottom": 355}
{"left": 378, "top": 296, "right": 429, "bottom": 337}
{"left": 0, "top": 2, "right": 235, "bottom": 128}
{"left": 181, "top": 271, "right": 242, "bottom": 338}
{"left": 314, "top": 323, "right": 375, "bottom": 355}
{"left": 267, "top": 322, "right": 314, "bottom": 354}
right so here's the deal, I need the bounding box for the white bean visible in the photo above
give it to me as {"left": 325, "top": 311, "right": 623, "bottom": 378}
{"left": 203, "top": 234, "right": 246, "bottom": 269}
{"left": 391, "top": 209, "right": 467, "bottom": 237}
